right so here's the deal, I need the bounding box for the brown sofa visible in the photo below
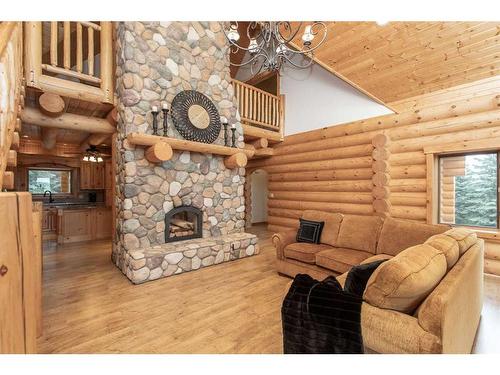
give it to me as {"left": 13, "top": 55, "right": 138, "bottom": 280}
{"left": 273, "top": 210, "right": 484, "bottom": 354}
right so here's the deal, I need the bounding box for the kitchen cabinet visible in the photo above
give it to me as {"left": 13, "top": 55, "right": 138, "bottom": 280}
{"left": 80, "top": 161, "right": 105, "bottom": 190}
{"left": 57, "top": 206, "right": 112, "bottom": 244}
{"left": 57, "top": 209, "right": 93, "bottom": 243}
{"left": 94, "top": 208, "right": 112, "bottom": 240}
{"left": 42, "top": 207, "right": 58, "bottom": 240}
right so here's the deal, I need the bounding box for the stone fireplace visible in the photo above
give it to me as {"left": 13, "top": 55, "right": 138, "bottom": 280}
{"left": 111, "top": 21, "right": 259, "bottom": 284}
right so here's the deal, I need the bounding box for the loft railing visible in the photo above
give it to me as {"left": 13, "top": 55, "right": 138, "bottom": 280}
{"left": 0, "top": 22, "right": 24, "bottom": 190}
{"left": 232, "top": 79, "right": 284, "bottom": 138}
{"left": 24, "top": 21, "right": 113, "bottom": 104}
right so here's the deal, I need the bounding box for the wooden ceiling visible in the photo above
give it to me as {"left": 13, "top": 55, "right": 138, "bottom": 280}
{"left": 289, "top": 21, "right": 500, "bottom": 106}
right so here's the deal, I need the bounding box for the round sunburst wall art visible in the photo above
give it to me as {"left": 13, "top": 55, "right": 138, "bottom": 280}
{"left": 171, "top": 90, "right": 222, "bottom": 144}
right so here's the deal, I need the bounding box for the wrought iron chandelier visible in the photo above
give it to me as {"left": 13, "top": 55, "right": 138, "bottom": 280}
{"left": 82, "top": 145, "right": 103, "bottom": 163}
{"left": 222, "top": 21, "right": 327, "bottom": 76}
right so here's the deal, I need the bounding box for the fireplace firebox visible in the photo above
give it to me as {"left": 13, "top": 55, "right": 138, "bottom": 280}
{"left": 164, "top": 206, "right": 203, "bottom": 243}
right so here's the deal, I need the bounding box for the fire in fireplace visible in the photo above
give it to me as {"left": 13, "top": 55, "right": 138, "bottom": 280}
{"left": 164, "top": 206, "right": 203, "bottom": 243}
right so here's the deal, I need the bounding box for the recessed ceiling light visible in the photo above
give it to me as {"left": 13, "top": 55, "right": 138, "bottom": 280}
{"left": 22, "top": 135, "right": 28, "bottom": 138}
{"left": 376, "top": 21, "right": 389, "bottom": 26}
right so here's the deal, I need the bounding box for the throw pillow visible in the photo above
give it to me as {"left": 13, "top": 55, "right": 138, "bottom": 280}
{"left": 296, "top": 219, "right": 324, "bottom": 244}
{"left": 344, "top": 260, "right": 388, "bottom": 297}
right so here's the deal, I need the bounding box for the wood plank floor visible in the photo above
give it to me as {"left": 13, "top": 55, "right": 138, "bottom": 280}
{"left": 38, "top": 224, "right": 500, "bottom": 353}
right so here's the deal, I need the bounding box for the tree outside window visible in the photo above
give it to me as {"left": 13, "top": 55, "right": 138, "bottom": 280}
{"left": 28, "top": 169, "right": 72, "bottom": 194}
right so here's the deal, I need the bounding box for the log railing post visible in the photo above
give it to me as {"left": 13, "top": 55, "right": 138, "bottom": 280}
{"left": 24, "top": 21, "right": 42, "bottom": 88}
{"left": 99, "top": 21, "right": 114, "bottom": 104}
{"left": 372, "top": 133, "right": 391, "bottom": 218}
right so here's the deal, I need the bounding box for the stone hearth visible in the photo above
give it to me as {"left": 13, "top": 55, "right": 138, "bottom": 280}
{"left": 124, "top": 233, "right": 258, "bottom": 284}
{"left": 111, "top": 21, "right": 259, "bottom": 284}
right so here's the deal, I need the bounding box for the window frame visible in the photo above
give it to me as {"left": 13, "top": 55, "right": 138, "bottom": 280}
{"left": 27, "top": 167, "right": 74, "bottom": 196}
{"left": 437, "top": 151, "right": 499, "bottom": 230}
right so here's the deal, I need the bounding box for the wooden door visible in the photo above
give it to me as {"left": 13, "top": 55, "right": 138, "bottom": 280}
{"left": 59, "top": 209, "right": 93, "bottom": 243}
{"left": 94, "top": 208, "right": 112, "bottom": 239}
{"left": 80, "top": 161, "right": 92, "bottom": 190}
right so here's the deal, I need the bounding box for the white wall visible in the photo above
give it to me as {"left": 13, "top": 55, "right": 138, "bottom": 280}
{"left": 251, "top": 170, "right": 268, "bottom": 224}
{"left": 236, "top": 60, "right": 393, "bottom": 136}
{"left": 279, "top": 63, "right": 393, "bottom": 136}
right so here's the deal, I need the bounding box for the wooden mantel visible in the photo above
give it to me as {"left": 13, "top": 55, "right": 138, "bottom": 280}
{"left": 126, "top": 133, "right": 251, "bottom": 168}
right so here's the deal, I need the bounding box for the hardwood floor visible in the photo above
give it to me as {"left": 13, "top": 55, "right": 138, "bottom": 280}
{"left": 38, "top": 224, "right": 500, "bottom": 354}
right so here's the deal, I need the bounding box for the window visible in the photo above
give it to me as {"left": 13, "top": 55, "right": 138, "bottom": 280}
{"left": 28, "top": 169, "right": 72, "bottom": 195}
{"left": 439, "top": 153, "right": 498, "bottom": 228}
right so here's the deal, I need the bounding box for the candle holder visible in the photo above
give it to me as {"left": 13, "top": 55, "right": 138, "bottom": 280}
{"left": 223, "top": 121, "right": 229, "bottom": 147}
{"left": 151, "top": 109, "right": 159, "bottom": 136}
{"left": 231, "top": 127, "right": 237, "bottom": 148}
{"left": 162, "top": 107, "right": 169, "bottom": 137}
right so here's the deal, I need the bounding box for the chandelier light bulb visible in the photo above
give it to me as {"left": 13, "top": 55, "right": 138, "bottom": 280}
{"left": 248, "top": 38, "right": 259, "bottom": 54}
{"left": 227, "top": 24, "right": 240, "bottom": 42}
{"left": 302, "top": 25, "right": 314, "bottom": 45}
{"left": 276, "top": 44, "right": 288, "bottom": 55}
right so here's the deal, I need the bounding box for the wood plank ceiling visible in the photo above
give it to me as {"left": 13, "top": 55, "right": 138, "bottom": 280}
{"left": 289, "top": 21, "right": 500, "bottom": 106}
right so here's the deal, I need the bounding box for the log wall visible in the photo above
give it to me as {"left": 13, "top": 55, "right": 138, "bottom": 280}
{"left": 247, "top": 78, "right": 500, "bottom": 275}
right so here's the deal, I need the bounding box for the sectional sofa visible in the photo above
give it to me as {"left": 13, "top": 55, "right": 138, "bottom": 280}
{"left": 272, "top": 210, "right": 484, "bottom": 353}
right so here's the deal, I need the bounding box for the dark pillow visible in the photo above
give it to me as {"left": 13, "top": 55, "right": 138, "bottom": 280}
{"left": 296, "top": 219, "right": 324, "bottom": 244}
{"left": 344, "top": 260, "right": 388, "bottom": 297}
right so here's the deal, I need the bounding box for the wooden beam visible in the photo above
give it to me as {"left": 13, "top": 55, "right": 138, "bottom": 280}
{"left": 251, "top": 138, "right": 268, "bottom": 149}
{"left": 2, "top": 171, "right": 14, "bottom": 190}
{"left": 7, "top": 150, "right": 18, "bottom": 167}
{"left": 224, "top": 153, "right": 248, "bottom": 168}
{"left": 106, "top": 107, "right": 117, "bottom": 125}
{"left": 80, "top": 133, "right": 111, "bottom": 152}
{"left": 21, "top": 106, "right": 115, "bottom": 133}
{"left": 41, "top": 128, "right": 59, "bottom": 150}
{"left": 145, "top": 142, "right": 173, "bottom": 163}
{"left": 242, "top": 124, "right": 283, "bottom": 143}
{"left": 127, "top": 133, "right": 254, "bottom": 158}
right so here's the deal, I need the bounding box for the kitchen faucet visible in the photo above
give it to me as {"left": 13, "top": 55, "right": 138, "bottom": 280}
{"left": 43, "top": 190, "right": 54, "bottom": 203}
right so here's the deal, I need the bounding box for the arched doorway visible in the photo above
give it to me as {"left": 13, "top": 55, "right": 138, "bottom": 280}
{"left": 245, "top": 169, "right": 269, "bottom": 228}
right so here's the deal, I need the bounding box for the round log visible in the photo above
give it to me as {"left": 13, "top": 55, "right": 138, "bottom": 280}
{"left": 268, "top": 168, "right": 373, "bottom": 182}
{"left": 224, "top": 152, "right": 248, "bottom": 168}
{"left": 485, "top": 259, "right": 500, "bottom": 276}
{"left": 145, "top": 142, "right": 173, "bottom": 163}
{"left": 269, "top": 179, "right": 373, "bottom": 193}
{"left": 391, "top": 205, "right": 427, "bottom": 220}
{"left": 243, "top": 144, "right": 256, "bottom": 158}
{"left": 372, "top": 172, "right": 390, "bottom": 187}
{"left": 252, "top": 138, "right": 269, "bottom": 149}
{"left": 373, "top": 186, "right": 390, "bottom": 199}
{"left": 372, "top": 147, "right": 390, "bottom": 161}
{"left": 11, "top": 132, "right": 20, "bottom": 150}
{"left": 2, "top": 171, "right": 14, "bottom": 190}
{"left": 372, "top": 133, "right": 390, "bottom": 148}
{"left": 270, "top": 191, "right": 373, "bottom": 204}
{"left": 39, "top": 92, "right": 65, "bottom": 117}
{"left": 7, "top": 150, "right": 17, "bottom": 167}
{"left": 389, "top": 192, "right": 427, "bottom": 207}
{"left": 372, "top": 160, "right": 390, "bottom": 173}
{"left": 106, "top": 107, "right": 118, "bottom": 125}
{"left": 263, "top": 156, "right": 373, "bottom": 174}
{"left": 268, "top": 200, "right": 374, "bottom": 215}
{"left": 373, "top": 199, "right": 391, "bottom": 213}
{"left": 390, "top": 164, "right": 426, "bottom": 179}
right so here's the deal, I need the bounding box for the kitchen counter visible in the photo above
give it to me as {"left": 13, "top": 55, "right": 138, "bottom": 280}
{"left": 41, "top": 204, "right": 112, "bottom": 243}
